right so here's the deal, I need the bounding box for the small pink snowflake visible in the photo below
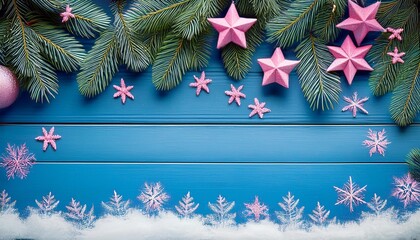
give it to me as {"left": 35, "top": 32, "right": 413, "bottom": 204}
{"left": 386, "top": 27, "right": 403, "bottom": 41}
{"left": 244, "top": 196, "right": 269, "bottom": 221}
{"left": 362, "top": 129, "right": 391, "bottom": 157}
{"left": 189, "top": 71, "right": 212, "bottom": 96}
{"left": 392, "top": 173, "right": 420, "bottom": 208}
{"left": 138, "top": 182, "right": 169, "bottom": 212}
{"left": 387, "top": 47, "right": 405, "bottom": 64}
{"left": 1, "top": 144, "right": 36, "bottom": 179}
{"left": 113, "top": 78, "right": 134, "bottom": 104}
{"left": 334, "top": 176, "right": 367, "bottom": 212}
{"left": 60, "top": 5, "right": 75, "bottom": 23}
{"left": 225, "top": 84, "right": 246, "bottom": 106}
{"left": 342, "top": 92, "right": 369, "bottom": 117}
{"left": 248, "top": 98, "right": 271, "bottom": 119}
{"left": 35, "top": 127, "right": 61, "bottom": 151}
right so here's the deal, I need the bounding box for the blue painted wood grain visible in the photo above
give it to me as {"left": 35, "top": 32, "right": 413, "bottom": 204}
{"left": 0, "top": 163, "right": 410, "bottom": 222}
{"left": 0, "top": 125, "right": 417, "bottom": 163}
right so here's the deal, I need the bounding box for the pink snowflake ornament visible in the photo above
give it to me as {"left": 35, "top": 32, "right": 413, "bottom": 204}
{"left": 334, "top": 176, "right": 367, "bottom": 212}
{"left": 336, "top": 0, "right": 385, "bottom": 46}
{"left": 248, "top": 98, "right": 271, "bottom": 119}
{"left": 1, "top": 144, "right": 36, "bottom": 179}
{"left": 189, "top": 71, "right": 212, "bottom": 96}
{"left": 138, "top": 182, "right": 169, "bottom": 212}
{"left": 342, "top": 92, "right": 369, "bottom": 117}
{"left": 35, "top": 127, "right": 61, "bottom": 151}
{"left": 387, "top": 47, "right": 405, "bottom": 64}
{"left": 225, "top": 84, "right": 246, "bottom": 106}
{"left": 113, "top": 78, "right": 134, "bottom": 104}
{"left": 244, "top": 196, "right": 269, "bottom": 221}
{"left": 208, "top": 2, "right": 257, "bottom": 49}
{"left": 60, "top": 5, "right": 75, "bottom": 23}
{"left": 392, "top": 173, "right": 420, "bottom": 208}
{"left": 362, "top": 129, "right": 391, "bottom": 157}
{"left": 386, "top": 27, "right": 403, "bottom": 41}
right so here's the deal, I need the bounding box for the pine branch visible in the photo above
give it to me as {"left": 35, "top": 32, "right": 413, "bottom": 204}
{"left": 407, "top": 148, "right": 420, "bottom": 181}
{"left": 189, "top": 31, "right": 211, "bottom": 70}
{"left": 126, "top": 0, "right": 192, "bottom": 33}
{"left": 173, "top": 0, "right": 226, "bottom": 40}
{"left": 376, "top": 0, "right": 416, "bottom": 28}
{"left": 29, "top": 0, "right": 61, "bottom": 13}
{"left": 0, "top": 19, "right": 9, "bottom": 65}
{"left": 390, "top": 41, "right": 420, "bottom": 126}
{"left": 296, "top": 35, "right": 341, "bottom": 110}
{"left": 249, "top": 0, "right": 286, "bottom": 21}
{"left": 313, "top": 0, "right": 346, "bottom": 43}
{"left": 266, "top": 0, "right": 326, "bottom": 48}
{"left": 77, "top": 30, "right": 119, "bottom": 97}
{"left": 113, "top": 0, "right": 151, "bottom": 72}
{"left": 31, "top": 22, "right": 85, "bottom": 72}
{"left": 63, "top": 0, "right": 110, "bottom": 38}
{"left": 144, "top": 31, "right": 169, "bottom": 61}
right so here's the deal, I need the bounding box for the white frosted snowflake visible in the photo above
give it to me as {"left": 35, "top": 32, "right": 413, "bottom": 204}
{"left": 275, "top": 192, "right": 304, "bottom": 227}
{"left": 334, "top": 176, "right": 367, "bottom": 212}
{"left": 138, "top": 182, "right": 169, "bottom": 212}
{"left": 392, "top": 173, "right": 420, "bottom": 208}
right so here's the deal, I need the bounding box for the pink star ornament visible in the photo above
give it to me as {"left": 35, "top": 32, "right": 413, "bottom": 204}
{"left": 189, "top": 71, "right": 212, "bottom": 96}
{"left": 387, "top": 47, "right": 405, "bottom": 64}
{"left": 113, "top": 78, "right": 134, "bottom": 104}
{"left": 60, "top": 5, "right": 75, "bottom": 23}
{"left": 35, "top": 127, "right": 61, "bottom": 151}
{"left": 208, "top": 2, "right": 257, "bottom": 49}
{"left": 257, "top": 48, "right": 300, "bottom": 88}
{"left": 327, "top": 36, "right": 373, "bottom": 85}
{"left": 336, "top": 0, "right": 385, "bottom": 46}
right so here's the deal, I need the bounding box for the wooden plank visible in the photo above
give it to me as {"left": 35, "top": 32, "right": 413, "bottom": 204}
{"left": 0, "top": 163, "right": 410, "bottom": 222}
{"left": 1, "top": 43, "right": 416, "bottom": 124}
{"left": 0, "top": 125, "right": 417, "bottom": 163}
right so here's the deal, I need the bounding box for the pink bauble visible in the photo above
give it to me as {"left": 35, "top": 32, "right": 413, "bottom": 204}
{"left": 0, "top": 65, "right": 19, "bottom": 109}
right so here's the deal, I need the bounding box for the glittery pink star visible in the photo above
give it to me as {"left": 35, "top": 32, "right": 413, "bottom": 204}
{"left": 225, "top": 84, "right": 246, "bottom": 106}
{"left": 386, "top": 27, "right": 403, "bottom": 41}
{"left": 248, "top": 98, "right": 271, "bottom": 119}
{"left": 342, "top": 92, "right": 369, "bottom": 117}
{"left": 327, "top": 36, "right": 373, "bottom": 85}
{"left": 35, "top": 127, "right": 61, "bottom": 151}
{"left": 387, "top": 47, "right": 405, "bottom": 64}
{"left": 336, "top": 0, "right": 385, "bottom": 46}
{"left": 60, "top": 5, "right": 75, "bottom": 23}
{"left": 189, "top": 71, "right": 212, "bottom": 96}
{"left": 208, "top": 2, "right": 257, "bottom": 49}
{"left": 113, "top": 78, "right": 134, "bottom": 104}
{"left": 257, "top": 48, "right": 300, "bottom": 88}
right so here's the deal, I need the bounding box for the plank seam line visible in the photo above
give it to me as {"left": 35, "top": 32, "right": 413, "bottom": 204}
{"left": 35, "top": 162, "right": 407, "bottom": 165}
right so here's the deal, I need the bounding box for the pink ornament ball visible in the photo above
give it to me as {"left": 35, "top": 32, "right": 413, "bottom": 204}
{"left": 0, "top": 65, "right": 19, "bottom": 109}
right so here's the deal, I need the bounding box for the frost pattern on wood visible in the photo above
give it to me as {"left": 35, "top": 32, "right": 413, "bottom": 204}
{"left": 207, "top": 195, "right": 236, "bottom": 226}
{"left": 1, "top": 144, "right": 36, "bottom": 179}
{"left": 334, "top": 176, "right": 367, "bottom": 212}
{"left": 366, "top": 194, "right": 387, "bottom": 215}
{"left": 65, "top": 198, "right": 95, "bottom": 228}
{"left": 102, "top": 190, "right": 130, "bottom": 216}
{"left": 309, "top": 202, "right": 332, "bottom": 225}
{"left": 275, "top": 192, "right": 304, "bottom": 227}
{"left": 175, "top": 192, "right": 199, "bottom": 218}
{"left": 243, "top": 196, "right": 269, "bottom": 221}
{"left": 362, "top": 129, "right": 391, "bottom": 157}
{"left": 138, "top": 182, "right": 169, "bottom": 212}
{"left": 392, "top": 173, "right": 420, "bottom": 208}
{"left": 0, "top": 190, "right": 16, "bottom": 213}
{"left": 35, "top": 192, "right": 59, "bottom": 215}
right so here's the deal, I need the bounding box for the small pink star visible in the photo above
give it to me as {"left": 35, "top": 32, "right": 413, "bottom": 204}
{"left": 60, "top": 5, "right": 75, "bottom": 23}
{"left": 387, "top": 47, "right": 405, "bottom": 64}
{"left": 386, "top": 27, "right": 403, "bottom": 41}
{"left": 225, "top": 84, "right": 246, "bottom": 106}
{"left": 248, "top": 98, "right": 271, "bottom": 119}
{"left": 342, "top": 92, "right": 369, "bottom": 117}
{"left": 113, "top": 78, "right": 134, "bottom": 104}
{"left": 189, "top": 71, "right": 212, "bottom": 96}
{"left": 35, "top": 127, "right": 61, "bottom": 151}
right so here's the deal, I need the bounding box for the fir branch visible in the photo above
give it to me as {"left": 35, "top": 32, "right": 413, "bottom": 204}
{"left": 313, "top": 0, "right": 346, "bottom": 43}
{"left": 377, "top": 0, "right": 416, "bottom": 28}
{"left": 0, "top": 19, "right": 9, "bottom": 65}
{"left": 296, "top": 35, "right": 341, "bottom": 110}
{"left": 113, "top": 0, "right": 151, "bottom": 72}
{"left": 173, "top": 0, "right": 226, "bottom": 40}
{"left": 126, "top": 0, "right": 192, "bottom": 33}
{"left": 407, "top": 148, "right": 420, "bottom": 181}
{"left": 189, "top": 31, "right": 211, "bottom": 70}
{"left": 31, "top": 23, "right": 85, "bottom": 72}
{"left": 266, "top": 0, "right": 325, "bottom": 48}
{"left": 144, "top": 31, "right": 169, "bottom": 61}
{"left": 30, "top": 0, "right": 61, "bottom": 13}
{"left": 63, "top": 0, "right": 110, "bottom": 38}
{"left": 249, "top": 0, "right": 285, "bottom": 21}
{"left": 390, "top": 41, "right": 420, "bottom": 126}
{"left": 77, "top": 30, "right": 119, "bottom": 97}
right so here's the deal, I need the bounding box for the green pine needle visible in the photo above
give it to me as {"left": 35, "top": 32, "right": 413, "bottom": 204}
{"left": 77, "top": 30, "right": 119, "bottom": 97}
{"left": 407, "top": 148, "right": 420, "bottom": 181}
{"left": 63, "top": 0, "right": 110, "bottom": 38}
{"left": 0, "top": 19, "right": 8, "bottom": 65}
{"left": 30, "top": 0, "right": 61, "bottom": 12}
{"left": 249, "top": 0, "right": 285, "bottom": 21}
{"left": 266, "top": 0, "right": 325, "bottom": 48}
{"left": 313, "top": 0, "right": 346, "bottom": 43}
{"left": 296, "top": 35, "right": 341, "bottom": 111}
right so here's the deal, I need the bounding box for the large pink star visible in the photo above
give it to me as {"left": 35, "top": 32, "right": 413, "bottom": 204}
{"left": 35, "top": 127, "right": 61, "bottom": 151}
{"left": 336, "top": 0, "right": 385, "bottom": 46}
{"left": 257, "top": 48, "right": 300, "bottom": 88}
{"left": 327, "top": 36, "right": 373, "bottom": 85}
{"left": 208, "top": 2, "right": 257, "bottom": 49}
